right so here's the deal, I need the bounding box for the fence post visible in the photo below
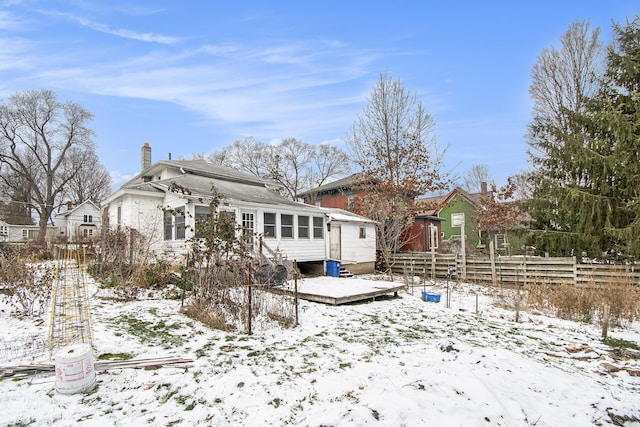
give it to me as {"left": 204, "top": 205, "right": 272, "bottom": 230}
{"left": 294, "top": 260, "right": 299, "bottom": 327}
{"left": 572, "top": 256, "right": 578, "bottom": 286}
{"left": 490, "top": 241, "right": 497, "bottom": 287}
{"left": 247, "top": 264, "right": 253, "bottom": 335}
{"left": 602, "top": 305, "right": 610, "bottom": 339}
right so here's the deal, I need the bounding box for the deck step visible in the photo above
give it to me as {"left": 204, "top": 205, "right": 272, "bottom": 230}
{"left": 339, "top": 267, "right": 354, "bottom": 278}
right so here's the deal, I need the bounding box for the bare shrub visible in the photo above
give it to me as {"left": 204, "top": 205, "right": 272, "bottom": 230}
{"left": 595, "top": 283, "right": 639, "bottom": 327}
{"left": 182, "top": 298, "right": 236, "bottom": 331}
{"left": 0, "top": 253, "right": 53, "bottom": 317}
{"left": 526, "top": 281, "right": 640, "bottom": 326}
{"left": 177, "top": 185, "right": 297, "bottom": 332}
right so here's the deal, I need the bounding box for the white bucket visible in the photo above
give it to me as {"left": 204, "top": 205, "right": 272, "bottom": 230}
{"left": 54, "top": 343, "right": 97, "bottom": 395}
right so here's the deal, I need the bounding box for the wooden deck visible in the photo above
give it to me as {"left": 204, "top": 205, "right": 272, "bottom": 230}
{"left": 267, "top": 277, "right": 406, "bottom": 305}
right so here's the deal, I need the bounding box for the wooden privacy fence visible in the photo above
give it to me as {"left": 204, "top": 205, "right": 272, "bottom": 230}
{"left": 388, "top": 252, "right": 640, "bottom": 287}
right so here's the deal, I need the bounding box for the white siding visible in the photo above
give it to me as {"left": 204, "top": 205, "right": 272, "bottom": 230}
{"left": 335, "top": 221, "right": 376, "bottom": 263}
{"left": 54, "top": 202, "right": 102, "bottom": 241}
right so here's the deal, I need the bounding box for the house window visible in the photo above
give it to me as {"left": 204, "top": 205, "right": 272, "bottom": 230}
{"left": 21, "top": 229, "right": 38, "bottom": 240}
{"left": 164, "top": 210, "right": 174, "bottom": 240}
{"left": 281, "top": 214, "right": 293, "bottom": 238}
{"left": 496, "top": 234, "right": 507, "bottom": 250}
{"left": 175, "top": 207, "right": 185, "bottom": 240}
{"left": 117, "top": 206, "right": 122, "bottom": 225}
{"left": 242, "top": 212, "right": 255, "bottom": 245}
{"left": 218, "top": 210, "right": 236, "bottom": 241}
{"left": 428, "top": 224, "right": 439, "bottom": 250}
{"left": 0, "top": 225, "right": 7, "bottom": 236}
{"left": 313, "top": 216, "right": 323, "bottom": 238}
{"left": 264, "top": 212, "right": 276, "bottom": 237}
{"left": 359, "top": 226, "right": 366, "bottom": 239}
{"left": 298, "top": 216, "right": 309, "bottom": 238}
{"left": 194, "top": 205, "right": 212, "bottom": 239}
{"left": 164, "top": 206, "right": 186, "bottom": 240}
{"left": 83, "top": 215, "right": 93, "bottom": 223}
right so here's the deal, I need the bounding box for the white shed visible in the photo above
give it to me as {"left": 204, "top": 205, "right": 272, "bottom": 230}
{"left": 323, "top": 208, "right": 376, "bottom": 274}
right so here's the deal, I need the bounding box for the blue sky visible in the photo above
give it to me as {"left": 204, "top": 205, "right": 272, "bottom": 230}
{"left": 1, "top": 1, "right": 638, "bottom": 191}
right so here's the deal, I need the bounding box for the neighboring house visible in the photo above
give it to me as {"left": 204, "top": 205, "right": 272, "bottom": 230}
{"left": 298, "top": 173, "right": 365, "bottom": 209}
{"left": 323, "top": 208, "right": 376, "bottom": 274}
{"left": 400, "top": 214, "right": 444, "bottom": 253}
{"left": 0, "top": 220, "right": 56, "bottom": 243}
{"left": 302, "top": 174, "right": 444, "bottom": 254}
{"left": 102, "top": 144, "right": 376, "bottom": 274}
{"left": 53, "top": 200, "right": 102, "bottom": 242}
{"left": 416, "top": 184, "right": 513, "bottom": 252}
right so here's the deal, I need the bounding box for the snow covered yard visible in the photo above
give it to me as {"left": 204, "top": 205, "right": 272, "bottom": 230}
{"left": 1, "top": 275, "right": 639, "bottom": 426}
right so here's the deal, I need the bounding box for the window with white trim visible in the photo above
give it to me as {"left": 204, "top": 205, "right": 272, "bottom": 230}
{"left": 264, "top": 212, "right": 276, "bottom": 237}
{"left": 281, "top": 214, "right": 293, "bottom": 238}
{"left": 313, "top": 216, "right": 324, "bottom": 238}
{"left": 298, "top": 215, "right": 309, "bottom": 238}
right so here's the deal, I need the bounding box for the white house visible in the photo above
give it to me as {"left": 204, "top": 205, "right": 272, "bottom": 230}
{"left": 0, "top": 220, "right": 56, "bottom": 243}
{"left": 53, "top": 200, "right": 102, "bottom": 242}
{"left": 101, "top": 144, "right": 376, "bottom": 274}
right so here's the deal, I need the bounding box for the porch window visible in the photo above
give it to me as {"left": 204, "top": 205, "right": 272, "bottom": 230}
{"left": 281, "top": 214, "right": 293, "bottom": 238}
{"left": 194, "top": 205, "right": 212, "bottom": 239}
{"left": 0, "top": 225, "right": 7, "bottom": 236}
{"left": 298, "top": 216, "right": 309, "bottom": 238}
{"left": 218, "top": 210, "right": 236, "bottom": 241}
{"left": 496, "top": 234, "right": 507, "bottom": 250}
{"left": 264, "top": 212, "right": 276, "bottom": 237}
{"left": 313, "top": 216, "right": 323, "bottom": 238}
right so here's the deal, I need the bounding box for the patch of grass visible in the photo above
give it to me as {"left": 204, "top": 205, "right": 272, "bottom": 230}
{"left": 115, "top": 315, "right": 184, "bottom": 348}
{"left": 6, "top": 419, "right": 36, "bottom": 427}
{"left": 97, "top": 352, "right": 134, "bottom": 361}
{"left": 603, "top": 337, "right": 640, "bottom": 350}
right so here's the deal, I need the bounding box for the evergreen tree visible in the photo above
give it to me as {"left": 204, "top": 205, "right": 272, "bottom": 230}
{"left": 526, "top": 17, "right": 640, "bottom": 260}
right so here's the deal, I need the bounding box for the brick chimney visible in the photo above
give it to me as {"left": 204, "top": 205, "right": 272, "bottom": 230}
{"left": 480, "top": 181, "right": 488, "bottom": 195}
{"left": 141, "top": 142, "right": 152, "bottom": 171}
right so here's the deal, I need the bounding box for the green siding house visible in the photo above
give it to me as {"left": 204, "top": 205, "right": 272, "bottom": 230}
{"left": 416, "top": 185, "right": 519, "bottom": 253}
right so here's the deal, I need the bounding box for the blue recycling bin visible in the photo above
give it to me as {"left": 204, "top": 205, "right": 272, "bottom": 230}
{"left": 326, "top": 260, "right": 341, "bottom": 277}
{"left": 422, "top": 292, "right": 441, "bottom": 302}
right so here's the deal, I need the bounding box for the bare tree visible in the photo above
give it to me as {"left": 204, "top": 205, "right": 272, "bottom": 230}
{"left": 463, "top": 163, "right": 493, "bottom": 193}
{"left": 347, "top": 72, "right": 449, "bottom": 275}
{"left": 528, "top": 20, "right": 603, "bottom": 159}
{"left": 525, "top": 21, "right": 606, "bottom": 255}
{"left": 62, "top": 148, "right": 113, "bottom": 205}
{"left": 0, "top": 89, "right": 97, "bottom": 244}
{"left": 208, "top": 136, "right": 350, "bottom": 200}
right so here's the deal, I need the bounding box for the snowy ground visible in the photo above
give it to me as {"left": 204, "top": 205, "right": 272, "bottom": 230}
{"left": 1, "top": 275, "right": 639, "bottom": 426}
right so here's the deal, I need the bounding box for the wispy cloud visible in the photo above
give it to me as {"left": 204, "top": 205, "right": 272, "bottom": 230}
{"left": 0, "top": 10, "right": 25, "bottom": 31}
{"left": 37, "top": 9, "right": 182, "bottom": 44}
{"left": 28, "top": 39, "right": 380, "bottom": 136}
